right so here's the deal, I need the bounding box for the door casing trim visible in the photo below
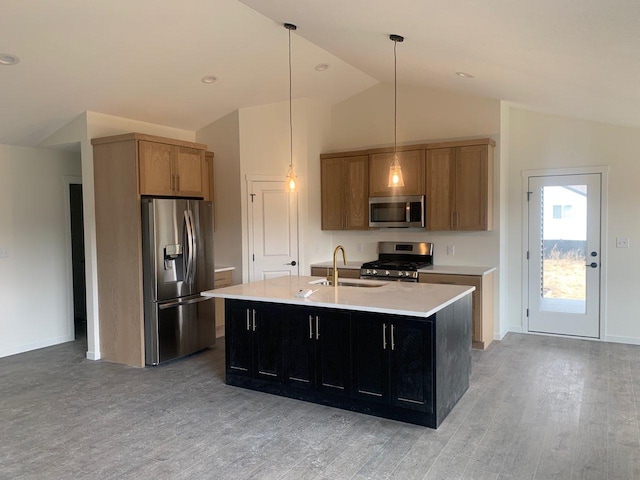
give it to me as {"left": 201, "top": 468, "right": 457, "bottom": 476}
{"left": 521, "top": 166, "right": 609, "bottom": 340}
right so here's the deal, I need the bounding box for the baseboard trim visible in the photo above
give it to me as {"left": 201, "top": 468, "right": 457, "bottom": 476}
{"left": 86, "top": 350, "right": 101, "bottom": 360}
{"left": 0, "top": 334, "right": 75, "bottom": 359}
{"left": 605, "top": 335, "right": 640, "bottom": 346}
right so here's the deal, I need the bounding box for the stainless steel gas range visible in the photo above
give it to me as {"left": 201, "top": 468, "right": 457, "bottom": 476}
{"left": 360, "top": 241, "right": 434, "bottom": 282}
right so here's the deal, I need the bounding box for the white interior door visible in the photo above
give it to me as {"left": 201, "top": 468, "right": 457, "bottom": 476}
{"left": 249, "top": 180, "right": 299, "bottom": 281}
{"left": 527, "top": 174, "right": 601, "bottom": 338}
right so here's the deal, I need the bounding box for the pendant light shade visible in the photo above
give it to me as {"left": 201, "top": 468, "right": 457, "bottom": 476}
{"left": 388, "top": 34, "right": 405, "bottom": 188}
{"left": 285, "top": 22, "right": 297, "bottom": 192}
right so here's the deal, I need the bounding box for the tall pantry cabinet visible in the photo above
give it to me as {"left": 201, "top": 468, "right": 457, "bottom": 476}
{"left": 91, "top": 133, "right": 210, "bottom": 367}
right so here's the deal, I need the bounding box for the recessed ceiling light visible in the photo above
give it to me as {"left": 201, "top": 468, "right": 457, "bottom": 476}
{"left": 201, "top": 75, "right": 218, "bottom": 84}
{"left": 455, "top": 72, "right": 474, "bottom": 78}
{"left": 314, "top": 63, "right": 330, "bottom": 72}
{"left": 0, "top": 53, "right": 20, "bottom": 66}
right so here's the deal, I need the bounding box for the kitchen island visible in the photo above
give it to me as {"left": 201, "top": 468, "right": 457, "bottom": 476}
{"left": 202, "top": 276, "right": 473, "bottom": 428}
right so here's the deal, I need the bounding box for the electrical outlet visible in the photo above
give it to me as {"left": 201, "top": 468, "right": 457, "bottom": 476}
{"left": 447, "top": 245, "right": 455, "bottom": 255}
{"left": 356, "top": 243, "right": 362, "bottom": 253}
{"left": 616, "top": 237, "right": 630, "bottom": 248}
{"left": 0, "top": 247, "right": 9, "bottom": 258}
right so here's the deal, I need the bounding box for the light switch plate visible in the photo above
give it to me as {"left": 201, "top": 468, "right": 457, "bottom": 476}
{"left": 616, "top": 237, "right": 630, "bottom": 248}
{"left": 447, "top": 245, "right": 455, "bottom": 255}
{"left": 0, "top": 247, "right": 9, "bottom": 258}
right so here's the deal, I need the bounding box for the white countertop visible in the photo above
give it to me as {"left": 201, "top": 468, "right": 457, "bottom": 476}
{"left": 418, "top": 265, "right": 496, "bottom": 276}
{"left": 311, "top": 261, "right": 495, "bottom": 276}
{"left": 202, "top": 275, "right": 474, "bottom": 319}
{"left": 214, "top": 266, "right": 235, "bottom": 273}
{"left": 310, "top": 261, "right": 363, "bottom": 270}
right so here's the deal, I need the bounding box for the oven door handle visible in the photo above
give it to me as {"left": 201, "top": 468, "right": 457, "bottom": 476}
{"left": 406, "top": 201, "right": 411, "bottom": 223}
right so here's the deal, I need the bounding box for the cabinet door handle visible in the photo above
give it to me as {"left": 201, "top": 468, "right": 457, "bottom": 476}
{"left": 308, "top": 315, "right": 313, "bottom": 339}
{"left": 391, "top": 324, "right": 395, "bottom": 351}
{"left": 315, "top": 316, "right": 320, "bottom": 340}
{"left": 450, "top": 211, "right": 454, "bottom": 229}
{"left": 246, "top": 309, "right": 250, "bottom": 331}
{"left": 176, "top": 175, "right": 180, "bottom": 192}
{"left": 382, "top": 323, "right": 387, "bottom": 350}
{"left": 252, "top": 309, "right": 256, "bottom": 331}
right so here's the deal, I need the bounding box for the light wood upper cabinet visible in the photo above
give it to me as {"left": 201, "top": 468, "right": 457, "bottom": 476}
{"left": 426, "top": 141, "right": 494, "bottom": 231}
{"left": 369, "top": 150, "right": 425, "bottom": 197}
{"left": 138, "top": 140, "right": 205, "bottom": 197}
{"left": 321, "top": 155, "right": 369, "bottom": 230}
{"left": 202, "top": 151, "right": 214, "bottom": 202}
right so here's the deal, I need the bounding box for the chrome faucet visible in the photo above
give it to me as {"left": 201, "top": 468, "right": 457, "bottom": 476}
{"left": 332, "top": 245, "right": 347, "bottom": 286}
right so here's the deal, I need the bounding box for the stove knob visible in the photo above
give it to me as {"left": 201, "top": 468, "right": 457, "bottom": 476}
{"left": 385, "top": 270, "right": 390, "bottom": 276}
{"left": 365, "top": 269, "right": 371, "bottom": 275}
{"left": 398, "top": 271, "right": 404, "bottom": 277}
{"left": 372, "top": 270, "right": 377, "bottom": 275}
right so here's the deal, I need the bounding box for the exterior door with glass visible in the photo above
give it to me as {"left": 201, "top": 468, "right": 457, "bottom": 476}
{"left": 527, "top": 174, "right": 601, "bottom": 338}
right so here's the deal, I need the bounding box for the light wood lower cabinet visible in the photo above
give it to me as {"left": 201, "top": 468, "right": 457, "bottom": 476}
{"left": 310, "top": 267, "right": 360, "bottom": 279}
{"left": 418, "top": 271, "right": 494, "bottom": 350}
{"left": 214, "top": 270, "right": 233, "bottom": 338}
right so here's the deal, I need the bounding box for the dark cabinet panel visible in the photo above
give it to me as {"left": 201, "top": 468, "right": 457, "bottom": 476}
{"left": 254, "top": 304, "right": 283, "bottom": 381}
{"left": 226, "top": 300, "right": 253, "bottom": 376}
{"left": 283, "top": 307, "right": 350, "bottom": 395}
{"left": 351, "top": 313, "right": 433, "bottom": 412}
{"left": 225, "top": 300, "right": 282, "bottom": 383}
{"left": 283, "top": 307, "right": 316, "bottom": 389}
{"left": 351, "top": 313, "right": 389, "bottom": 404}
{"left": 317, "top": 311, "right": 350, "bottom": 395}
{"left": 390, "top": 318, "right": 433, "bottom": 413}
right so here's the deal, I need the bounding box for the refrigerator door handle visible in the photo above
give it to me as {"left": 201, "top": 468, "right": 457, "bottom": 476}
{"left": 184, "top": 210, "right": 194, "bottom": 285}
{"left": 157, "top": 295, "right": 212, "bottom": 310}
{"left": 188, "top": 209, "right": 197, "bottom": 285}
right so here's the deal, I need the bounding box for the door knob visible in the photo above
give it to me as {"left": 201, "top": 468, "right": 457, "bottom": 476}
{"left": 585, "top": 262, "right": 598, "bottom": 268}
{"left": 285, "top": 261, "right": 297, "bottom": 266}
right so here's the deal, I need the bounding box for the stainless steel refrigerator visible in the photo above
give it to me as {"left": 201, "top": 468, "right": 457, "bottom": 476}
{"left": 141, "top": 198, "right": 215, "bottom": 365}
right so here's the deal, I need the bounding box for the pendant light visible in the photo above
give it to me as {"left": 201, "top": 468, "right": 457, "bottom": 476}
{"left": 284, "top": 23, "right": 297, "bottom": 192}
{"left": 388, "top": 34, "right": 405, "bottom": 188}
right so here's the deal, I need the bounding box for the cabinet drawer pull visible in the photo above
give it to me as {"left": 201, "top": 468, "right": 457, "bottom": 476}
{"left": 309, "top": 315, "right": 313, "bottom": 339}
{"left": 252, "top": 309, "right": 256, "bottom": 331}
{"left": 391, "top": 324, "right": 395, "bottom": 351}
{"left": 246, "top": 309, "right": 250, "bottom": 331}
{"left": 382, "top": 323, "right": 387, "bottom": 350}
{"left": 315, "top": 316, "right": 320, "bottom": 340}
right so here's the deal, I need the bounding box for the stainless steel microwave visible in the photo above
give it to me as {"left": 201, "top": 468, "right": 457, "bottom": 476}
{"left": 369, "top": 195, "right": 425, "bottom": 228}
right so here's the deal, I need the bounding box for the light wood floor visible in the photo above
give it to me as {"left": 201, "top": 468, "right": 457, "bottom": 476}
{"left": 1, "top": 333, "right": 639, "bottom": 479}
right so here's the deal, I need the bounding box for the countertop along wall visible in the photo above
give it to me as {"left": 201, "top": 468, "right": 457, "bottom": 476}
{"left": 323, "top": 82, "right": 503, "bottom": 336}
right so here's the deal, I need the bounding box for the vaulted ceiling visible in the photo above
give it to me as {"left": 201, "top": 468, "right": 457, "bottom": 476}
{"left": 3, "top": 0, "right": 639, "bottom": 147}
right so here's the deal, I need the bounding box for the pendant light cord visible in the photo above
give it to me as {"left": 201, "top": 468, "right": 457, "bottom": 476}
{"left": 288, "top": 27, "right": 293, "bottom": 170}
{"left": 394, "top": 38, "right": 397, "bottom": 159}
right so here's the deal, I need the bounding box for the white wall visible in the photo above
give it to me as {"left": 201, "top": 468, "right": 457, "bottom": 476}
{"left": 507, "top": 107, "right": 640, "bottom": 343}
{"left": 196, "top": 111, "right": 243, "bottom": 285}
{"left": 40, "top": 111, "right": 196, "bottom": 360}
{"left": 0, "top": 144, "right": 81, "bottom": 358}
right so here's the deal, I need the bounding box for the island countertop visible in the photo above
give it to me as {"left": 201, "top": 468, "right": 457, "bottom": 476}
{"left": 202, "top": 275, "right": 474, "bottom": 318}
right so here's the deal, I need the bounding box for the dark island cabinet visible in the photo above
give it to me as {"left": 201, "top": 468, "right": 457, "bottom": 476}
{"left": 225, "top": 300, "right": 283, "bottom": 383}
{"left": 224, "top": 295, "right": 471, "bottom": 428}
{"left": 283, "top": 307, "right": 350, "bottom": 395}
{"left": 351, "top": 313, "right": 433, "bottom": 413}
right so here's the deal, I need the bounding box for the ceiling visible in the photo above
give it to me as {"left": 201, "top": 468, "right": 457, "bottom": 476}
{"left": 3, "top": 0, "right": 640, "bottom": 147}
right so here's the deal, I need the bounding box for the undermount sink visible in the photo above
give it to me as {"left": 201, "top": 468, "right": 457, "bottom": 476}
{"left": 309, "top": 278, "right": 386, "bottom": 288}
